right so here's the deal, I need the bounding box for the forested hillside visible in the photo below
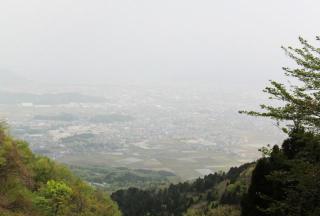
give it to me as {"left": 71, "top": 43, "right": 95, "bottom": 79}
{"left": 0, "top": 123, "right": 120, "bottom": 216}
{"left": 71, "top": 165, "right": 179, "bottom": 192}
{"left": 242, "top": 128, "right": 320, "bottom": 216}
{"left": 111, "top": 162, "right": 254, "bottom": 216}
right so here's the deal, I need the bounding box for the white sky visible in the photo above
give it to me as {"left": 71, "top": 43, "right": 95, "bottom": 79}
{"left": 0, "top": 0, "right": 319, "bottom": 86}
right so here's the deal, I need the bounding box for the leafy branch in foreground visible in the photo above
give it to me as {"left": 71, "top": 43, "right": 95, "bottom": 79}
{"left": 240, "top": 36, "right": 320, "bottom": 133}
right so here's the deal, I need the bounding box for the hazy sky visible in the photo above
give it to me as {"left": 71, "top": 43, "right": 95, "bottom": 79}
{"left": 0, "top": 0, "right": 319, "bottom": 86}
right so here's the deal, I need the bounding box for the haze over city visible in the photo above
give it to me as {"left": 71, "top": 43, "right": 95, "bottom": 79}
{"left": 0, "top": 1, "right": 320, "bottom": 215}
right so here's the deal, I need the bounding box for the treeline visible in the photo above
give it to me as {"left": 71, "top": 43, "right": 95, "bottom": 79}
{"left": 111, "top": 163, "right": 253, "bottom": 216}
{"left": 0, "top": 123, "right": 120, "bottom": 216}
{"left": 242, "top": 128, "right": 320, "bottom": 215}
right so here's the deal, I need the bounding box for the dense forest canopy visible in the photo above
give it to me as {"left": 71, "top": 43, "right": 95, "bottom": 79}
{"left": 111, "top": 163, "right": 253, "bottom": 216}
{"left": 0, "top": 122, "right": 121, "bottom": 216}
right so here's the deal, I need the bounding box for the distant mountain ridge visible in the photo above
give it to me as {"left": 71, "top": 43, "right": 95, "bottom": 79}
{"left": 0, "top": 91, "right": 107, "bottom": 105}
{"left": 71, "top": 165, "right": 179, "bottom": 192}
{"left": 0, "top": 70, "right": 38, "bottom": 91}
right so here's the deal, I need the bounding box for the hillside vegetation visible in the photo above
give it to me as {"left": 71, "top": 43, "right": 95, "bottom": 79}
{"left": 71, "top": 165, "right": 179, "bottom": 192}
{"left": 0, "top": 123, "right": 120, "bottom": 216}
{"left": 239, "top": 36, "right": 320, "bottom": 216}
{"left": 111, "top": 162, "right": 254, "bottom": 216}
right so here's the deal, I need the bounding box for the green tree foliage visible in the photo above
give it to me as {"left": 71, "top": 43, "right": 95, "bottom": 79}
{"left": 0, "top": 123, "right": 121, "bottom": 216}
{"left": 111, "top": 163, "right": 253, "bottom": 216}
{"left": 241, "top": 129, "right": 320, "bottom": 216}
{"left": 241, "top": 36, "right": 320, "bottom": 216}
{"left": 38, "top": 180, "right": 72, "bottom": 216}
{"left": 240, "top": 36, "right": 320, "bottom": 132}
{"left": 184, "top": 205, "right": 240, "bottom": 216}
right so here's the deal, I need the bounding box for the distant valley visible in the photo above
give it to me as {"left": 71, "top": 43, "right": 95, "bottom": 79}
{"left": 0, "top": 85, "right": 284, "bottom": 182}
